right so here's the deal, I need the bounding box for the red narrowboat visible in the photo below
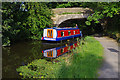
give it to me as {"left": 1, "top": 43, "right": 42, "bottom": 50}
{"left": 41, "top": 27, "right": 82, "bottom": 41}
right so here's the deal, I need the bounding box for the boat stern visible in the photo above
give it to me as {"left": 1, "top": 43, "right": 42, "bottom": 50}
{"left": 41, "top": 37, "right": 57, "bottom": 41}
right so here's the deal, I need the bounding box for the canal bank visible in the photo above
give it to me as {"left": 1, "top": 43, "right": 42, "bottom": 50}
{"left": 2, "top": 39, "right": 77, "bottom": 78}
{"left": 16, "top": 36, "right": 104, "bottom": 78}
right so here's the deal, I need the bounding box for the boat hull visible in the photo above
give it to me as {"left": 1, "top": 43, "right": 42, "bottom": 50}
{"left": 41, "top": 34, "right": 82, "bottom": 41}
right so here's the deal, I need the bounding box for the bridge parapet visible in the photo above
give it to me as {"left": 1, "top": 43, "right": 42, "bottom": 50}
{"left": 51, "top": 8, "right": 93, "bottom": 27}
{"left": 52, "top": 8, "right": 92, "bottom": 14}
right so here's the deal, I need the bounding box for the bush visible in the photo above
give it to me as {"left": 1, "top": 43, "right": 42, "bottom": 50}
{"left": 2, "top": 2, "right": 53, "bottom": 46}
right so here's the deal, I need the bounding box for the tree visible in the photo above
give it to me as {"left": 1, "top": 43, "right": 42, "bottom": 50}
{"left": 24, "top": 2, "right": 53, "bottom": 39}
{"left": 2, "top": 2, "right": 53, "bottom": 46}
{"left": 81, "top": 2, "right": 120, "bottom": 25}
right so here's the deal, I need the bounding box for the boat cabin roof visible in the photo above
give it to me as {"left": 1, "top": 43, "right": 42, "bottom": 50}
{"left": 45, "top": 27, "right": 79, "bottom": 30}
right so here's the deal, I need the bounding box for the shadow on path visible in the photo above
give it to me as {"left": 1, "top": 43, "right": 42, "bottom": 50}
{"left": 107, "top": 48, "right": 119, "bottom": 53}
{"left": 94, "top": 37, "right": 118, "bottom": 78}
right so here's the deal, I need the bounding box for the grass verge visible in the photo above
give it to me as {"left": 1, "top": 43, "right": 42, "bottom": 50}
{"left": 16, "top": 36, "right": 103, "bottom": 78}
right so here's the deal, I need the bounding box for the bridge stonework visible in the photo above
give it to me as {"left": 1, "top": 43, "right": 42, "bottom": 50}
{"left": 51, "top": 8, "right": 93, "bottom": 27}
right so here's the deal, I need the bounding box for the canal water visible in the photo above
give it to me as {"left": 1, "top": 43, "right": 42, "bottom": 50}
{"left": 2, "top": 39, "right": 79, "bottom": 78}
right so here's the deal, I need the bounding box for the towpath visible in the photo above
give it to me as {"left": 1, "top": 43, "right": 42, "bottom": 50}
{"left": 94, "top": 37, "right": 119, "bottom": 78}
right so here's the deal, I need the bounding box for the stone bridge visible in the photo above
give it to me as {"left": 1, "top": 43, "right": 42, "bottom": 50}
{"left": 51, "top": 8, "right": 93, "bottom": 27}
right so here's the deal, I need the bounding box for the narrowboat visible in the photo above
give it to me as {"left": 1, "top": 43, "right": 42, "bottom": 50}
{"left": 41, "top": 27, "right": 82, "bottom": 41}
{"left": 42, "top": 42, "right": 78, "bottom": 58}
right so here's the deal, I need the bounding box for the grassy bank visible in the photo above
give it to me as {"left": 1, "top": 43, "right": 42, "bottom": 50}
{"left": 16, "top": 36, "right": 103, "bottom": 78}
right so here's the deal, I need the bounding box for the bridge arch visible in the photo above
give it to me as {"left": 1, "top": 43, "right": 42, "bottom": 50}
{"left": 58, "top": 18, "right": 86, "bottom": 27}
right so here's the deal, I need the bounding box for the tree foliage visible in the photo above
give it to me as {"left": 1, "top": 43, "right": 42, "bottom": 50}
{"left": 2, "top": 2, "right": 53, "bottom": 46}
{"left": 81, "top": 2, "right": 120, "bottom": 25}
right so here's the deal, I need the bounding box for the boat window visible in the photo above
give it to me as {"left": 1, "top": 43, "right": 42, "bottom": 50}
{"left": 48, "top": 30, "right": 50, "bottom": 36}
{"left": 74, "top": 31, "right": 75, "bottom": 34}
{"left": 68, "top": 31, "right": 71, "bottom": 35}
{"left": 48, "top": 30, "right": 52, "bottom": 36}
{"left": 61, "top": 31, "right": 64, "bottom": 37}
{"left": 47, "top": 51, "right": 53, "bottom": 57}
{"left": 61, "top": 48, "right": 64, "bottom": 53}
{"left": 68, "top": 46, "right": 70, "bottom": 50}
{"left": 75, "top": 30, "right": 78, "bottom": 34}
{"left": 47, "top": 29, "right": 53, "bottom": 38}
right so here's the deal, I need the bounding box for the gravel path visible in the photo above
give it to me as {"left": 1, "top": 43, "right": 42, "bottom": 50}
{"left": 94, "top": 37, "right": 119, "bottom": 78}
{"left": 0, "top": 57, "right": 1, "bottom": 80}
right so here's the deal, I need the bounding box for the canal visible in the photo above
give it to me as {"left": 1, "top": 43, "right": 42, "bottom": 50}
{"left": 2, "top": 38, "right": 79, "bottom": 78}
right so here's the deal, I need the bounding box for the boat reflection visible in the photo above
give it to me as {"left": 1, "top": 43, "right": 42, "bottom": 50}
{"left": 42, "top": 41, "right": 79, "bottom": 59}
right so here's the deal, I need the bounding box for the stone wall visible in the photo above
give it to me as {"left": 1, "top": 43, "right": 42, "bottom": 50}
{"left": 52, "top": 8, "right": 92, "bottom": 14}
{"left": 51, "top": 8, "right": 93, "bottom": 27}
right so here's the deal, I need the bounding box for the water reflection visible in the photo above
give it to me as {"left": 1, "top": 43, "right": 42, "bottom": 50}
{"left": 2, "top": 41, "right": 45, "bottom": 78}
{"left": 43, "top": 42, "right": 78, "bottom": 59}
{"left": 2, "top": 39, "right": 79, "bottom": 78}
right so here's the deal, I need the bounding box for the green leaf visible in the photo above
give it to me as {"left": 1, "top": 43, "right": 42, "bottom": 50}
{"left": 95, "top": 20, "right": 99, "bottom": 23}
{"left": 103, "top": 10, "right": 109, "bottom": 14}
{"left": 85, "top": 21, "right": 91, "bottom": 25}
{"left": 107, "top": 13, "right": 113, "bottom": 17}
{"left": 87, "top": 16, "right": 92, "bottom": 21}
